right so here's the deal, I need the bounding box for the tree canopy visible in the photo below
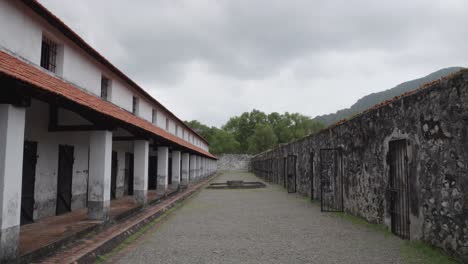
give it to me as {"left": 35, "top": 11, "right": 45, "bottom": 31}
{"left": 185, "top": 109, "right": 325, "bottom": 155}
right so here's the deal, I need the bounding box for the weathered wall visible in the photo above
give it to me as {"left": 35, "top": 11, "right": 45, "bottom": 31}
{"left": 251, "top": 70, "right": 468, "bottom": 261}
{"left": 217, "top": 154, "right": 252, "bottom": 171}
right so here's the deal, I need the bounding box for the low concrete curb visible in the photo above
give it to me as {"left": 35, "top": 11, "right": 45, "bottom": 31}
{"left": 35, "top": 174, "right": 220, "bottom": 264}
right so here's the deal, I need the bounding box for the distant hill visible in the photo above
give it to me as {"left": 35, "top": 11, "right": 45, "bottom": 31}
{"left": 313, "top": 67, "right": 464, "bottom": 125}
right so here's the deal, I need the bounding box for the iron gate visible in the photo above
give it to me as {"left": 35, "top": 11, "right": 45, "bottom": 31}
{"left": 287, "top": 154, "right": 297, "bottom": 193}
{"left": 320, "top": 148, "right": 343, "bottom": 212}
{"left": 283, "top": 157, "right": 287, "bottom": 188}
{"left": 310, "top": 151, "right": 315, "bottom": 201}
{"left": 388, "top": 139, "right": 410, "bottom": 239}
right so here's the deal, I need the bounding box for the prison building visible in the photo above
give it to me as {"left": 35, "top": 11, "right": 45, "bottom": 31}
{"left": 251, "top": 69, "right": 468, "bottom": 261}
{"left": 0, "top": 0, "right": 217, "bottom": 261}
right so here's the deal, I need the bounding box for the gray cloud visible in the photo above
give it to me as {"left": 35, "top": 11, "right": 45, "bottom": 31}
{"left": 40, "top": 0, "right": 468, "bottom": 126}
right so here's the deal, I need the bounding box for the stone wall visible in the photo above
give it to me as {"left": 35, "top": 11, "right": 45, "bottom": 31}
{"left": 217, "top": 154, "right": 252, "bottom": 171}
{"left": 250, "top": 70, "right": 468, "bottom": 261}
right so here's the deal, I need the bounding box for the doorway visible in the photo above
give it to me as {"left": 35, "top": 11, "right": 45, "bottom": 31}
{"left": 110, "top": 151, "right": 118, "bottom": 199}
{"left": 388, "top": 139, "right": 410, "bottom": 239}
{"left": 21, "top": 141, "right": 38, "bottom": 225}
{"left": 148, "top": 156, "right": 157, "bottom": 189}
{"left": 56, "top": 145, "right": 74, "bottom": 215}
{"left": 310, "top": 151, "right": 315, "bottom": 200}
{"left": 125, "top": 152, "right": 134, "bottom": 195}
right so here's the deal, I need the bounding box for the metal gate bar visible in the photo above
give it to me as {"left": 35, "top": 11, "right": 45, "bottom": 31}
{"left": 287, "top": 154, "right": 297, "bottom": 193}
{"left": 388, "top": 139, "right": 410, "bottom": 240}
{"left": 320, "top": 148, "right": 343, "bottom": 212}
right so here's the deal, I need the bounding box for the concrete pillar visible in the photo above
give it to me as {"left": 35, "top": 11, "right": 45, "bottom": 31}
{"left": 190, "top": 155, "right": 196, "bottom": 182}
{"left": 88, "top": 130, "right": 113, "bottom": 221}
{"left": 0, "top": 105, "right": 26, "bottom": 262}
{"left": 156, "top": 146, "right": 169, "bottom": 195}
{"left": 133, "top": 140, "right": 149, "bottom": 205}
{"left": 181, "top": 153, "right": 189, "bottom": 186}
{"left": 171, "top": 151, "right": 181, "bottom": 188}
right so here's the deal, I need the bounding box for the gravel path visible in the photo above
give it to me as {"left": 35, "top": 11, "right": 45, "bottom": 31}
{"left": 110, "top": 171, "right": 404, "bottom": 264}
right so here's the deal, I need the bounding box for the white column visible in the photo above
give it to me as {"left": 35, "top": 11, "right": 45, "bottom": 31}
{"left": 156, "top": 146, "right": 169, "bottom": 195}
{"left": 0, "top": 105, "right": 25, "bottom": 262}
{"left": 190, "top": 155, "right": 196, "bottom": 183}
{"left": 171, "top": 151, "right": 181, "bottom": 188}
{"left": 88, "top": 130, "right": 112, "bottom": 221}
{"left": 133, "top": 140, "right": 149, "bottom": 205}
{"left": 181, "top": 153, "right": 189, "bottom": 186}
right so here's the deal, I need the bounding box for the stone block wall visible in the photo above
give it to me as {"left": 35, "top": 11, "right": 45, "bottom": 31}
{"left": 217, "top": 154, "right": 252, "bottom": 171}
{"left": 251, "top": 70, "right": 468, "bottom": 261}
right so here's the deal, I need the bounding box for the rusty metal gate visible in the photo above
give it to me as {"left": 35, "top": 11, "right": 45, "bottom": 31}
{"left": 310, "top": 151, "right": 315, "bottom": 201}
{"left": 320, "top": 148, "right": 343, "bottom": 212}
{"left": 283, "top": 157, "right": 287, "bottom": 188}
{"left": 287, "top": 154, "right": 297, "bottom": 193}
{"left": 388, "top": 139, "right": 410, "bottom": 239}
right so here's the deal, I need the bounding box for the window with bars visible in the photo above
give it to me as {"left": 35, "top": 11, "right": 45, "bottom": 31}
{"left": 166, "top": 118, "right": 169, "bottom": 131}
{"left": 40, "top": 36, "right": 58, "bottom": 73}
{"left": 132, "top": 96, "right": 139, "bottom": 115}
{"left": 101, "top": 76, "right": 110, "bottom": 100}
{"left": 152, "top": 109, "right": 157, "bottom": 124}
{"left": 175, "top": 125, "right": 179, "bottom": 136}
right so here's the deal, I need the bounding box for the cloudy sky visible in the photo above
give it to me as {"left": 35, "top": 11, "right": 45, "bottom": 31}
{"left": 40, "top": 0, "right": 468, "bottom": 127}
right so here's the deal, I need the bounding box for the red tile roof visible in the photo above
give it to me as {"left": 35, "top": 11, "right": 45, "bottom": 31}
{"left": 20, "top": 0, "right": 210, "bottom": 146}
{"left": 0, "top": 50, "right": 216, "bottom": 159}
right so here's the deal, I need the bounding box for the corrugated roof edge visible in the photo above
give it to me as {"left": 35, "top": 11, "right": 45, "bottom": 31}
{"left": 20, "top": 0, "right": 210, "bottom": 146}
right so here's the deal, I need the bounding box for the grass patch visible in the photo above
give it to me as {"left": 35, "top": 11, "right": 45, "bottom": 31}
{"left": 329, "top": 212, "right": 459, "bottom": 263}
{"left": 329, "top": 212, "right": 392, "bottom": 236}
{"left": 401, "top": 240, "right": 459, "bottom": 264}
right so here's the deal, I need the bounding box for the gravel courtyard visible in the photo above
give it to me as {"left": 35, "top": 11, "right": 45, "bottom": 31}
{"left": 109, "top": 171, "right": 406, "bottom": 264}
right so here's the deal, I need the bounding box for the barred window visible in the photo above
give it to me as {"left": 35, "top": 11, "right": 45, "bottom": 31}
{"left": 166, "top": 118, "right": 169, "bottom": 131}
{"left": 152, "top": 109, "right": 157, "bottom": 124}
{"left": 132, "top": 96, "right": 139, "bottom": 115}
{"left": 40, "top": 36, "right": 58, "bottom": 73}
{"left": 101, "top": 76, "right": 110, "bottom": 100}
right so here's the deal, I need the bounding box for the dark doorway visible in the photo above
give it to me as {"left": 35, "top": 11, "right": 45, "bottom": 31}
{"left": 21, "top": 141, "right": 38, "bottom": 225}
{"left": 319, "top": 148, "right": 343, "bottom": 212}
{"left": 168, "top": 157, "right": 173, "bottom": 185}
{"left": 310, "top": 151, "right": 315, "bottom": 200}
{"left": 388, "top": 139, "right": 410, "bottom": 239}
{"left": 180, "top": 159, "right": 183, "bottom": 182}
{"left": 287, "top": 155, "right": 297, "bottom": 193}
{"left": 125, "top": 152, "right": 134, "bottom": 195}
{"left": 56, "top": 145, "right": 74, "bottom": 215}
{"left": 283, "top": 157, "right": 287, "bottom": 188}
{"left": 110, "top": 151, "right": 118, "bottom": 199}
{"left": 148, "top": 156, "right": 157, "bottom": 189}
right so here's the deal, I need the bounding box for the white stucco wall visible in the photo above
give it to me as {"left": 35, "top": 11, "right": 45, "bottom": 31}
{"left": 0, "top": 1, "right": 42, "bottom": 64}
{"left": 138, "top": 99, "right": 152, "bottom": 122}
{"left": 0, "top": 0, "right": 208, "bottom": 156}
{"left": 169, "top": 120, "right": 176, "bottom": 134}
{"left": 157, "top": 111, "right": 166, "bottom": 129}
{"left": 111, "top": 79, "right": 133, "bottom": 112}
{"left": 62, "top": 45, "right": 101, "bottom": 96}
{"left": 24, "top": 99, "right": 90, "bottom": 219}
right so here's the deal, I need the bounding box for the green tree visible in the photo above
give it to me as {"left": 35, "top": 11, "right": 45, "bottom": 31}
{"left": 247, "top": 124, "right": 277, "bottom": 154}
{"left": 209, "top": 128, "right": 240, "bottom": 155}
{"left": 186, "top": 110, "right": 325, "bottom": 155}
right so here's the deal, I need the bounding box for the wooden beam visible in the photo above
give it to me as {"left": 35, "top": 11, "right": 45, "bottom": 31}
{"left": 48, "top": 105, "right": 113, "bottom": 132}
